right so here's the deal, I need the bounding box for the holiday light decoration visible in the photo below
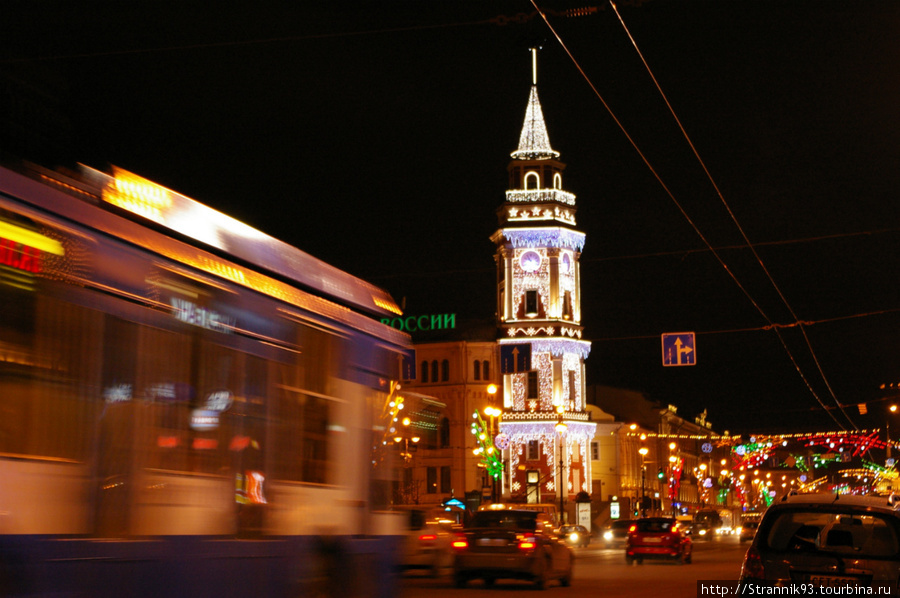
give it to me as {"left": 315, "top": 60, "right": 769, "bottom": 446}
{"left": 471, "top": 410, "right": 503, "bottom": 480}
{"left": 501, "top": 228, "right": 586, "bottom": 252}
{"left": 506, "top": 189, "right": 576, "bottom": 206}
{"left": 507, "top": 204, "right": 576, "bottom": 224}
{"left": 511, "top": 86, "right": 559, "bottom": 161}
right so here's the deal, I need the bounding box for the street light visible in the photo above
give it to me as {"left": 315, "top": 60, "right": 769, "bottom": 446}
{"left": 556, "top": 413, "right": 568, "bottom": 525}
{"left": 639, "top": 446, "right": 649, "bottom": 518}
{"left": 484, "top": 405, "right": 502, "bottom": 501}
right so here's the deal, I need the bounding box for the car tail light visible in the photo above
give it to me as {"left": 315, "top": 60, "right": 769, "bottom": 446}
{"left": 451, "top": 535, "right": 468, "bottom": 550}
{"left": 518, "top": 536, "right": 537, "bottom": 550}
{"left": 419, "top": 533, "right": 437, "bottom": 543}
{"left": 741, "top": 545, "right": 765, "bottom": 580}
{"left": 628, "top": 524, "right": 637, "bottom": 533}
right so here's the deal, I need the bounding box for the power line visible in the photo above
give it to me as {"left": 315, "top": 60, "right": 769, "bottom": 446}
{"left": 530, "top": 0, "right": 852, "bottom": 430}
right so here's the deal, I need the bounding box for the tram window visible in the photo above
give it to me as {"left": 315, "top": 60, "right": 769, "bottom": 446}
{"left": 0, "top": 293, "right": 103, "bottom": 460}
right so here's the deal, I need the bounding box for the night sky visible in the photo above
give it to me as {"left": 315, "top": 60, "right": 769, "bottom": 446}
{"left": 4, "top": 1, "right": 900, "bottom": 435}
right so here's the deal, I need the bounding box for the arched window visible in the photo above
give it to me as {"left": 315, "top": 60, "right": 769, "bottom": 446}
{"left": 524, "top": 171, "right": 540, "bottom": 190}
{"left": 482, "top": 360, "right": 490, "bottom": 380}
{"left": 431, "top": 360, "right": 439, "bottom": 383}
{"left": 473, "top": 360, "right": 481, "bottom": 381}
{"left": 553, "top": 172, "right": 562, "bottom": 189}
{"left": 441, "top": 359, "right": 450, "bottom": 382}
{"left": 439, "top": 417, "right": 450, "bottom": 448}
{"left": 421, "top": 361, "right": 429, "bottom": 383}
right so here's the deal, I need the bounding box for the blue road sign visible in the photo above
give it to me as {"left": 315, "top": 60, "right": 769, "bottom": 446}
{"left": 500, "top": 343, "right": 532, "bottom": 373}
{"left": 661, "top": 332, "right": 696, "bottom": 366}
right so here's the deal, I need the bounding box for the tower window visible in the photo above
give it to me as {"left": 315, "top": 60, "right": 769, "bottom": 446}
{"left": 431, "top": 360, "right": 438, "bottom": 383}
{"left": 441, "top": 359, "right": 449, "bottom": 382}
{"left": 553, "top": 172, "right": 562, "bottom": 189}
{"left": 527, "top": 440, "right": 539, "bottom": 461}
{"left": 527, "top": 370, "right": 539, "bottom": 400}
{"left": 568, "top": 370, "right": 577, "bottom": 407}
{"left": 482, "top": 360, "right": 490, "bottom": 380}
{"left": 473, "top": 360, "right": 481, "bottom": 380}
{"left": 421, "top": 361, "right": 429, "bottom": 383}
{"left": 524, "top": 171, "right": 540, "bottom": 190}
{"left": 525, "top": 290, "right": 539, "bottom": 316}
{"left": 562, "top": 290, "right": 572, "bottom": 320}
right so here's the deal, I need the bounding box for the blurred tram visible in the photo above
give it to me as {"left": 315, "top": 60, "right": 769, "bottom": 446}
{"left": 0, "top": 161, "right": 412, "bottom": 597}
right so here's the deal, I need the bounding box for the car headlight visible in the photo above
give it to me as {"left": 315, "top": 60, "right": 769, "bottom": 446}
{"left": 603, "top": 531, "right": 613, "bottom": 541}
{"left": 698, "top": 529, "right": 707, "bottom": 536}
{"left": 569, "top": 533, "right": 579, "bottom": 542}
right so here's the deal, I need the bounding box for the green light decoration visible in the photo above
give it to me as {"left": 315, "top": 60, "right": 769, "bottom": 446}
{"left": 471, "top": 411, "right": 503, "bottom": 479}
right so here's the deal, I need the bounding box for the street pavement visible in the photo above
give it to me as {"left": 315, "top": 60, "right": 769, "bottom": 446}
{"left": 400, "top": 534, "right": 748, "bottom": 598}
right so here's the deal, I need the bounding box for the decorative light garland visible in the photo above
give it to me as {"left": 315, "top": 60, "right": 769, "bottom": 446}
{"left": 501, "top": 228, "right": 586, "bottom": 252}
{"left": 506, "top": 189, "right": 576, "bottom": 207}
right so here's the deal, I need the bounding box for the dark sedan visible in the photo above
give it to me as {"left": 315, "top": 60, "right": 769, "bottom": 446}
{"left": 451, "top": 508, "right": 573, "bottom": 589}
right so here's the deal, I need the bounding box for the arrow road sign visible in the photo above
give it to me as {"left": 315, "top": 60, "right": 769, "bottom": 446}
{"left": 661, "top": 332, "right": 696, "bottom": 367}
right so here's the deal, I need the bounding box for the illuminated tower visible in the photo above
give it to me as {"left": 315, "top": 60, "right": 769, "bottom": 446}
{"left": 493, "top": 50, "right": 595, "bottom": 519}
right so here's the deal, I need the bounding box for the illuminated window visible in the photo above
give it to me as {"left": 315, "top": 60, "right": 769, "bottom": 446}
{"left": 441, "top": 466, "right": 451, "bottom": 494}
{"left": 527, "top": 440, "right": 540, "bottom": 461}
{"left": 562, "top": 291, "right": 572, "bottom": 320}
{"left": 421, "top": 361, "right": 429, "bottom": 383}
{"left": 553, "top": 172, "right": 562, "bottom": 189}
{"left": 427, "top": 467, "right": 437, "bottom": 493}
{"left": 473, "top": 360, "right": 481, "bottom": 380}
{"left": 524, "top": 171, "right": 540, "bottom": 190}
{"left": 441, "top": 359, "right": 449, "bottom": 382}
{"left": 525, "top": 290, "right": 539, "bottom": 316}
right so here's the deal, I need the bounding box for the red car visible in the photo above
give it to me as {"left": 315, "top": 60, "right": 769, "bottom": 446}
{"left": 626, "top": 517, "right": 692, "bottom": 565}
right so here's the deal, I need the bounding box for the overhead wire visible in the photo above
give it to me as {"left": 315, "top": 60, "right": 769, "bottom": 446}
{"left": 605, "top": 1, "right": 855, "bottom": 430}
{"left": 528, "top": 0, "right": 853, "bottom": 430}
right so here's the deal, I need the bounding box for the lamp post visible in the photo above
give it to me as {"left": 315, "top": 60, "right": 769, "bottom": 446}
{"left": 639, "top": 446, "right": 649, "bottom": 518}
{"left": 888, "top": 404, "right": 897, "bottom": 461}
{"left": 555, "top": 413, "right": 568, "bottom": 525}
{"left": 484, "top": 404, "right": 502, "bottom": 502}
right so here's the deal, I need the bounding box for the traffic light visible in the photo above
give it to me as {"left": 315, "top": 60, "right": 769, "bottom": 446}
{"left": 657, "top": 468, "right": 665, "bottom": 480}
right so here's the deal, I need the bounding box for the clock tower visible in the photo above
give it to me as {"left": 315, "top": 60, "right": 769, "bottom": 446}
{"left": 493, "top": 50, "right": 595, "bottom": 521}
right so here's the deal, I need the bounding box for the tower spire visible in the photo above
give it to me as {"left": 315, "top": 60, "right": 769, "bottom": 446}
{"left": 511, "top": 48, "right": 559, "bottom": 161}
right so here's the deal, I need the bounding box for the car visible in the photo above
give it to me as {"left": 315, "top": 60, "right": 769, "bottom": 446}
{"left": 740, "top": 492, "right": 900, "bottom": 591}
{"left": 600, "top": 519, "right": 635, "bottom": 549}
{"left": 451, "top": 507, "right": 573, "bottom": 589}
{"left": 739, "top": 519, "right": 759, "bottom": 543}
{"left": 625, "top": 517, "right": 692, "bottom": 565}
{"left": 397, "top": 507, "right": 461, "bottom": 577}
{"left": 555, "top": 524, "right": 590, "bottom": 548}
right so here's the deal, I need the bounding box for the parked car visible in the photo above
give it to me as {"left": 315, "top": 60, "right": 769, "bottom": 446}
{"left": 555, "top": 524, "right": 590, "bottom": 548}
{"left": 740, "top": 493, "right": 900, "bottom": 590}
{"left": 397, "top": 507, "right": 461, "bottom": 577}
{"left": 451, "top": 507, "right": 573, "bottom": 589}
{"left": 601, "top": 519, "right": 634, "bottom": 549}
{"left": 625, "top": 517, "right": 692, "bottom": 565}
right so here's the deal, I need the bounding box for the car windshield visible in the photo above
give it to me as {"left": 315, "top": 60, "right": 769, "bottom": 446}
{"left": 469, "top": 511, "right": 537, "bottom": 531}
{"left": 612, "top": 520, "right": 632, "bottom": 530}
{"left": 762, "top": 509, "right": 900, "bottom": 557}
{"left": 634, "top": 519, "right": 675, "bottom": 533}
